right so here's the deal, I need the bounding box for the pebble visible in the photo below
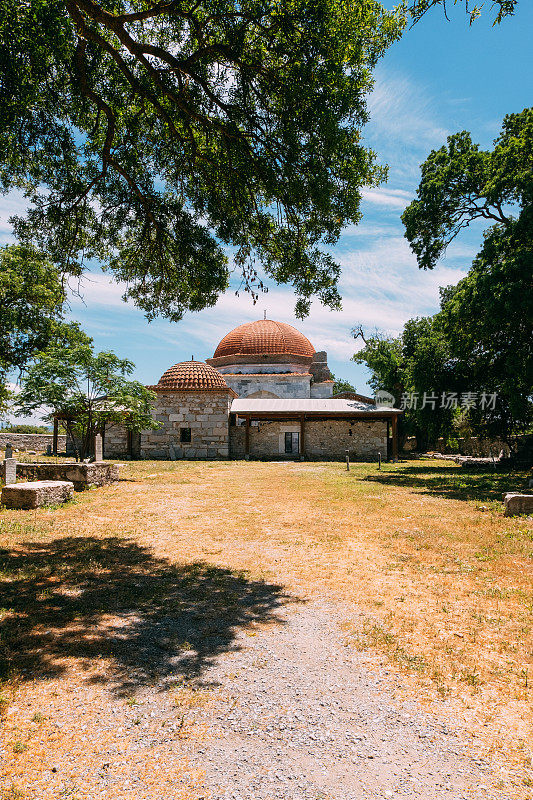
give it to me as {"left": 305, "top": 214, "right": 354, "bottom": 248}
{"left": 178, "top": 602, "right": 497, "bottom": 800}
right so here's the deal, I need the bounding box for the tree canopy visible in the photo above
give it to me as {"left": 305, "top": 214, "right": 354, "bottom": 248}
{"left": 408, "top": 0, "right": 518, "bottom": 25}
{"left": 0, "top": 244, "right": 66, "bottom": 375}
{"left": 332, "top": 375, "right": 357, "bottom": 394}
{"left": 438, "top": 210, "right": 533, "bottom": 442}
{"left": 18, "top": 334, "right": 159, "bottom": 459}
{"left": 352, "top": 318, "right": 456, "bottom": 449}
{"left": 401, "top": 108, "right": 532, "bottom": 445}
{"left": 402, "top": 108, "right": 532, "bottom": 270}
{"left": 0, "top": 243, "right": 70, "bottom": 414}
{"left": 0, "top": 0, "right": 406, "bottom": 320}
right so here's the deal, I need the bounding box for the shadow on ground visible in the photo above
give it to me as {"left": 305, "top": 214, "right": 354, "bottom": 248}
{"left": 0, "top": 536, "right": 291, "bottom": 695}
{"left": 364, "top": 464, "right": 529, "bottom": 502}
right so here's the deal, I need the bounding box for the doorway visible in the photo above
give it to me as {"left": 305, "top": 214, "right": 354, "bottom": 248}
{"left": 284, "top": 431, "right": 300, "bottom": 455}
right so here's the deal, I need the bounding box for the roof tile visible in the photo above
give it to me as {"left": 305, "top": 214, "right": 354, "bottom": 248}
{"left": 214, "top": 319, "right": 315, "bottom": 359}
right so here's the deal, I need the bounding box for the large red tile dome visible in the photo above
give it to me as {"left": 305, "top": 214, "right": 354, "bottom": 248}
{"left": 213, "top": 319, "right": 315, "bottom": 360}
{"left": 155, "top": 361, "right": 229, "bottom": 391}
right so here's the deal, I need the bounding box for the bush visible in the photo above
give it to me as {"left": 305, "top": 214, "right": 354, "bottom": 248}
{"left": 0, "top": 424, "right": 51, "bottom": 434}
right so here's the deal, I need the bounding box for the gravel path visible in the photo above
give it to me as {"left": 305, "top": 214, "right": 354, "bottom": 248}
{"left": 182, "top": 601, "right": 499, "bottom": 800}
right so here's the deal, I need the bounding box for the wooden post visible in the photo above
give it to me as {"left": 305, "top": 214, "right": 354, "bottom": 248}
{"left": 300, "top": 414, "right": 306, "bottom": 460}
{"left": 391, "top": 414, "right": 398, "bottom": 462}
{"left": 52, "top": 418, "right": 59, "bottom": 456}
{"left": 244, "top": 415, "right": 250, "bottom": 460}
{"left": 346, "top": 449, "right": 350, "bottom": 471}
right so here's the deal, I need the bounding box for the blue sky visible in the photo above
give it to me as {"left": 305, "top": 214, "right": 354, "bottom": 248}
{"left": 2, "top": 1, "right": 532, "bottom": 412}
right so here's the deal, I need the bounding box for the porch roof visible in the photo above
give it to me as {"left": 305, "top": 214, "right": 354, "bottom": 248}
{"left": 230, "top": 398, "right": 402, "bottom": 416}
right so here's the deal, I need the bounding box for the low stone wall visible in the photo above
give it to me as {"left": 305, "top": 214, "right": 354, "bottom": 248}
{"left": 0, "top": 432, "right": 67, "bottom": 453}
{"left": 403, "top": 435, "right": 512, "bottom": 457}
{"left": 4, "top": 461, "right": 120, "bottom": 490}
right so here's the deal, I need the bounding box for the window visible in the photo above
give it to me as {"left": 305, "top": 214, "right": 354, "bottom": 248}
{"left": 180, "top": 427, "right": 191, "bottom": 443}
{"left": 284, "top": 432, "right": 299, "bottom": 454}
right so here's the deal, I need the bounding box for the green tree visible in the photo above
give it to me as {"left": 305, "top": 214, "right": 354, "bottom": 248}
{"left": 409, "top": 0, "right": 517, "bottom": 25}
{"left": 18, "top": 334, "right": 159, "bottom": 460}
{"left": 353, "top": 317, "right": 456, "bottom": 450}
{"left": 403, "top": 108, "right": 533, "bottom": 445}
{"left": 0, "top": 0, "right": 405, "bottom": 320}
{"left": 0, "top": 243, "right": 69, "bottom": 414}
{"left": 332, "top": 376, "right": 357, "bottom": 394}
{"left": 439, "top": 214, "right": 533, "bottom": 444}
{"left": 0, "top": 244, "right": 66, "bottom": 373}
{"left": 402, "top": 108, "right": 532, "bottom": 271}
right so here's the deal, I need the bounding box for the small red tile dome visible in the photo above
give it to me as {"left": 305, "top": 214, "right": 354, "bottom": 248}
{"left": 156, "top": 361, "right": 229, "bottom": 391}
{"left": 213, "top": 319, "right": 315, "bottom": 360}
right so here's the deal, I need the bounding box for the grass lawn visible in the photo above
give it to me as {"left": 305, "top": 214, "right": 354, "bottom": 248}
{"left": 1, "top": 458, "right": 532, "bottom": 798}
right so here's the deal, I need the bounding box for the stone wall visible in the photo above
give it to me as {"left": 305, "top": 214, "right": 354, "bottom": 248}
{"left": 140, "top": 390, "right": 231, "bottom": 459}
{"left": 251, "top": 420, "right": 300, "bottom": 458}
{"left": 229, "top": 418, "right": 388, "bottom": 460}
{"left": 104, "top": 425, "right": 130, "bottom": 458}
{"left": 402, "top": 435, "right": 513, "bottom": 457}
{"left": 0, "top": 432, "right": 67, "bottom": 453}
{"left": 223, "top": 373, "right": 311, "bottom": 399}
{"left": 305, "top": 419, "right": 387, "bottom": 460}
{"left": 309, "top": 381, "right": 334, "bottom": 399}
{"left": 309, "top": 351, "right": 332, "bottom": 383}
{"left": 229, "top": 426, "right": 246, "bottom": 458}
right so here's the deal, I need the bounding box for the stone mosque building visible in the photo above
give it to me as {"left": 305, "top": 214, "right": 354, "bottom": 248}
{"left": 104, "top": 319, "right": 401, "bottom": 461}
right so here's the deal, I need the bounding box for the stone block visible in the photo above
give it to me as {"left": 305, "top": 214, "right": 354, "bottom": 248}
{"left": 2, "top": 480, "right": 74, "bottom": 509}
{"left": 14, "top": 462, "right": 119, "bottom": 491}
{"left": 504, "top": 493, "right": 533, "bottom": 516}
{"left": 94, "top": 433, "right": 103, "bottom": 461}
{"left": 3, "top": 458, "right": 16, "bottom": 485}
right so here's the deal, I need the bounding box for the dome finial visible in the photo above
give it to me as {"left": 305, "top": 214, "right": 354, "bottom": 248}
{"left": 264, "top": 309, "right": 267, "bottom": 320}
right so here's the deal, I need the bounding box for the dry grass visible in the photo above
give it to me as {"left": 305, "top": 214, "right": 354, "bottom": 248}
{"left": 1, "top": 458, "right": 532, "bottom": 798}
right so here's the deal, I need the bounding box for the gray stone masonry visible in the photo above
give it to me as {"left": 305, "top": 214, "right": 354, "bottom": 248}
{"left": 305, "top": 419, "right": 387, "bottom": 461}
{"left": 5, "top": 443, "right": 13, "bottom": 459}
{"left": 309, "top": 381, "right": 333, "bottom": 399}
{"left": 13, "top": 462, "right": 119, "bottom": 491}
{"left": 140, "top": 390, "right": 231, "bottom": 459}
{"left": 309, "top": 351, "right": 332, "bottom": 383}
{"left": 104, "top": 425, "right": 130, "bottom": 458}
{"left": 229, "top": 418, "right": 388, "bottom": 461}
{"left": 2, "top": 480, "right": 74, "bottom": 509}
{"left": 3, "top": 458, "right": 16, "bottom": 485}
{"left": 230, "top": 426, "right": 246, "bottom": 458}
{"left": 504, "top": 493, "right": 533, "bottom": 516}
{"left": 223, "top": 373, "right": 311, "bottom": 399}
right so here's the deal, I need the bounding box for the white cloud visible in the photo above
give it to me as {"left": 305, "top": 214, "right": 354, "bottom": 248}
{"left": 68, "top": 272, "right": 134, "bottom": 310}
{"left": 2, "top": 383, "right": 50, "bottom": 427}
{"left": 367, "top": 67, "right": 449, "bottom": 150}
{"left": 361, "top": 187, "right": 413, "bottom": 211}
{"left": 0, "top": 190, "right": 30, "bottom": 245}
